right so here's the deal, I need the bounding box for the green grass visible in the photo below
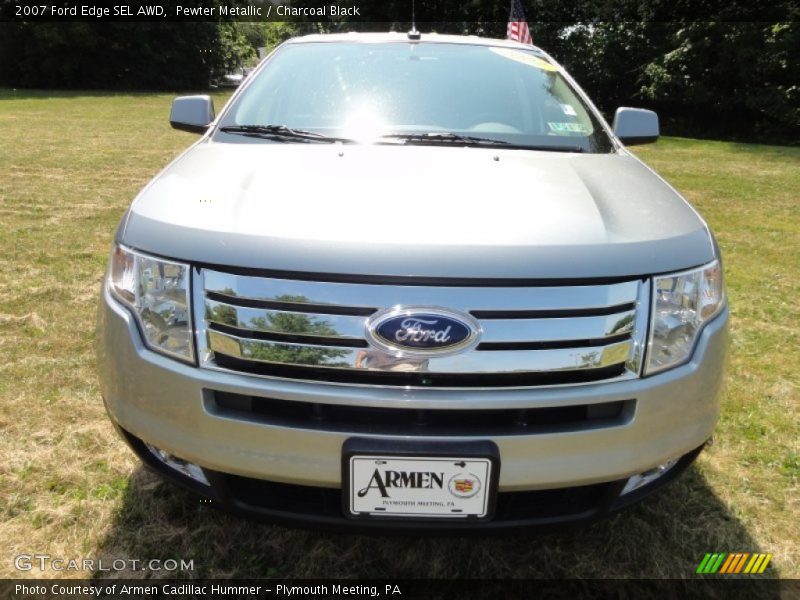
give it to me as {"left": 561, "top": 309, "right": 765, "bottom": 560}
{"left": 0, "top": 88, "right": 797, "bottom": 580}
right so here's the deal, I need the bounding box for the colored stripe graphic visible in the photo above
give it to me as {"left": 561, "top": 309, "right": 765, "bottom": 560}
{"left": 728, "top": 554, "right": 743, "bottom": 573}
{"left": 719, "top": 553, "right": 735, "bottom": 573}
{"left": 699, "top": 553, "right": 773, "bottom": 574}
{"left": 709, "top": 553, "right": 726, "bottom": 574}
{"left": 701, "top": 554, "right": 719, "bottom": 574}
{"left": 729, "top": 553, "right": 744, "bottom": 573}
{"left": 758, "top": 554, "right": 772, "bottom": 573}
{"left": 696, "top": 554, "right": 712, "bottom": 574}
{"left": 750, "top": 554, "right": 766, "bottom": 573}
{"left": 734, "top": 553, "right": 750, "bottom": 573}
{"left": 744, "top": 554, "right": 760, "bottom": 574}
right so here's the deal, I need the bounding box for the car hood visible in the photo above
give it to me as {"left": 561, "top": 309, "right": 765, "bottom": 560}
{"left": 122, "top": 141, "right": 714, "bottom": 279}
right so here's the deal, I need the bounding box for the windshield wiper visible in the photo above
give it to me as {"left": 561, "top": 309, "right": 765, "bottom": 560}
{"left": 218, "top": 125, "right": 352, "bottom": 143}
{"left": 379, "top": 132, "right": 583, "bottom": 152}
{"left": 379, "top": 132, "right": 511, "bottom": 146}
{"left": 220, "top": 126, "right": 583, "bottom": 152}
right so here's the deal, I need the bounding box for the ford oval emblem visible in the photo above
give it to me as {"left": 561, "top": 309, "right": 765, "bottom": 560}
{"left": 365, "top": 307, "right": 481, "bottom": 357}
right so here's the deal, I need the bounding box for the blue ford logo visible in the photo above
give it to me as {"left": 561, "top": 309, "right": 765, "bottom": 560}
{"left": 366, "top": 307, "right": 481, "bottom": 356}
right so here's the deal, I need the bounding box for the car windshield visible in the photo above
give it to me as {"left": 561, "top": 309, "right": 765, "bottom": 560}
{"left": 216, "top": 41, "right": 614, "bottom": 153}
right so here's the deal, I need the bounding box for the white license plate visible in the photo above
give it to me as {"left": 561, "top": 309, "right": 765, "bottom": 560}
{"left": 348, "top": 455, "right": 493, "bottom": 518}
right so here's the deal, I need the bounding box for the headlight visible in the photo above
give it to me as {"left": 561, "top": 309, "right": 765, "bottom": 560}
{"left": 108, "top": 244, "right": 194, "bottom": 362}
{"left": 646, "top": 260, "right": 724, "bottom": 374}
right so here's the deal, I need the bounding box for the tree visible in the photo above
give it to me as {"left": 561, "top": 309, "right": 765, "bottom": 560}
{"left": 640, "top": 22, "right": 799, "bottom": 140}
{"left": 0, "top": 20, "right": 255, "bottom": 90}
{"left": 0, "top": 0, "right": 796, "bottom": 142}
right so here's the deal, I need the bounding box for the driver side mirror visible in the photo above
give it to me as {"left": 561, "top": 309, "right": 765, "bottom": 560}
{"left": 613, "top": 107, "right": 659, "bottom": 145}
{"left": 170, "top": 95, "right": 215, "bottom": 134}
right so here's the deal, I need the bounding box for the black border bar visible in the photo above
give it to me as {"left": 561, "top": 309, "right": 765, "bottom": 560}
{"left": 2, "top": 0, "right": 798, "bottom": 23}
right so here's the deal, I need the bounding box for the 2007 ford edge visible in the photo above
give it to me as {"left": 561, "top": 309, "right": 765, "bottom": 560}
{"left": 96, "top": 33, "right": 728, "bottom": 531}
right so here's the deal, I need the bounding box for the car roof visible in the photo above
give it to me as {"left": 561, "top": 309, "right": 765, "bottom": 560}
{"left": 285, "top": 31, "right": 547, "bottom": 56}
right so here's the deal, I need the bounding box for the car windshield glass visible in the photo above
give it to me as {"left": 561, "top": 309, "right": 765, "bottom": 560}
{"left": 217, "top": 41, "right": 613, "bottom": 153}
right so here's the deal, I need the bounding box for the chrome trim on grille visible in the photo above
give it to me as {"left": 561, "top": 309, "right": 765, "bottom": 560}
{"left": 207, "top": 330, "right": 632, "bottom": 373}
{"left": 479, "top": 311, "right": 635, "bottom": 343}
{"left": 194, "top": 268, "right": 650, "bottom": 389}
{"left": 205, "top": 299, "right": 367, "bottom": 340}
{"left": 203, "top": 271, "right": 640, "bottom": 312}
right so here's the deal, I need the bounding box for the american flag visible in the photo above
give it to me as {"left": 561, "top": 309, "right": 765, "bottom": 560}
{"left": 507, "top": 0, "right": 533, "bottom": 45}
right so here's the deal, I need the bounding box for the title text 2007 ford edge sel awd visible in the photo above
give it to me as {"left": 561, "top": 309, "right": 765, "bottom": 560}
{"left": 97, "top": 33, "right": 728, "bottom": 531}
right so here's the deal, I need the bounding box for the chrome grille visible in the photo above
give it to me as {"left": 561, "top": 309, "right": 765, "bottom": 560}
{"left": 194, "top": 269, "right": 650, "bottom": 388}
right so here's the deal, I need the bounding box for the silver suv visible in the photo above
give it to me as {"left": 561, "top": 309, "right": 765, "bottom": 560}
{"left": 97, "top": 33, "right": 728, "bottom": 531}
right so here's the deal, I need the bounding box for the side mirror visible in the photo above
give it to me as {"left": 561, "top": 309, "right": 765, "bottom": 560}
{"left": 612, "top": 107, "right": 659, "bottom": 145}
{"left": 170, "top": 95, "right": 215, "bottom": 134}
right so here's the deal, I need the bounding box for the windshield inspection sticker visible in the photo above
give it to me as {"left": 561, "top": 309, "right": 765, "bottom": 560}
{"left": 489, "top": 47, "right": 558, "bottom": 71}
{"left": 548, "top": 122, "right": 589, "bottom": 134}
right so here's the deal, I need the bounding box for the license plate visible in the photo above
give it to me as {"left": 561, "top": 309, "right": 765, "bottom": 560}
{"left": 348, "top": 455, "right": 493, "bottom": 519}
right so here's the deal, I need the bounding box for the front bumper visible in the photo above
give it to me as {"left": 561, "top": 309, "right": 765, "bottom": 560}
{"left": 118, "top": 424, "right": 705, "bottom": 532}
{"left": 98, "top": 284, "right": 728, "bottom": 529}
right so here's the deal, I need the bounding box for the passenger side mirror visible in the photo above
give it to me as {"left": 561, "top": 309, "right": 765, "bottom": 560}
{"left": 170, "top": 95, "right": 215, "bottom": 134}
{"left": 613, "top": 107, "right": 659, "bottom": 145}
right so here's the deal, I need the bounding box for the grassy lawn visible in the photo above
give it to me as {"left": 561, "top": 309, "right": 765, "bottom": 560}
{"left": 0, "top": 88, "right": 797, "bottom": 581}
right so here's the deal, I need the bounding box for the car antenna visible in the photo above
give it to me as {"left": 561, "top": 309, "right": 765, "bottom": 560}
{"left": 408, "top": 0, "right": 421, "bottom": 40}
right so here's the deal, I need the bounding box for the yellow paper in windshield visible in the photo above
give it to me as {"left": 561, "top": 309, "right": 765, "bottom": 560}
{"left": 489, "top": 47, "right": 558, "bottom": 71}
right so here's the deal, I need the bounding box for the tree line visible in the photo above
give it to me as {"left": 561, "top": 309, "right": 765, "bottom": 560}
{"left": 0, "top": 5, "right": 797, "bottom": 143}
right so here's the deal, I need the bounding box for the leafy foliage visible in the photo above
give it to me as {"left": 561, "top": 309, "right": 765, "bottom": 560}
{"left": 0, "top": 19, "right": 255, "bottom": 90}
{"left": 638, "top": 22, "right": 800, "bottom": 140}
{"left": 0, "top": 1, "right": 797, "bottom": 141}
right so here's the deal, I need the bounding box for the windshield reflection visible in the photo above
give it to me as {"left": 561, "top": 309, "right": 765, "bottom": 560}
{"left": 218, "top": 41, "right": 613, "bottom": 153}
